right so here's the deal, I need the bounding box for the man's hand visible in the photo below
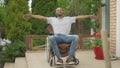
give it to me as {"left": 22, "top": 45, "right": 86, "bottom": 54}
{"left": 23, "top": 14, "right": 32, "bottom": 19}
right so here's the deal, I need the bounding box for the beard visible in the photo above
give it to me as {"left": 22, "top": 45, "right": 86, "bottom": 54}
{"left": 56, "top": 13, "right": 62, "bottom": 17}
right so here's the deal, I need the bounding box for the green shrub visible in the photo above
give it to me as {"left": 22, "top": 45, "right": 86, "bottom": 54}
{"left": 33, "top": 39, "right": 46, "bottom": 47}
{"left": 84, "top": 39, "right": 93, "bottom": 48}
{"left": 93, "top": 38, "right": 102, "bottom": 47}
{"left": 0, "top": 40, "right": 26, "bottom": 63}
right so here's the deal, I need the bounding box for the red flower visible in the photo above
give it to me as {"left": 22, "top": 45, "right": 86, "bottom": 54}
{"left": 95, "top": 33, "right": 101, "bottom": 38}
{"left": 93, "top": 32, "right": 101, "bottom": 38}
{"left": 93, "top": 32, "right": 97, "bottom": 36}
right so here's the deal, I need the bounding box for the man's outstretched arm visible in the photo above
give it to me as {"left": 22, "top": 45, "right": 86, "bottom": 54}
{"left": 23, "top": 14, "right": 47, "bottom": 21}
{"left": 76, "top": 15, "right": 97, "bottom": 20}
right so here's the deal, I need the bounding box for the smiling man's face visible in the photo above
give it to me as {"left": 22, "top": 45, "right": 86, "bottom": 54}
{"left": 56, "top": 7, "right": 63, "bottom": 16}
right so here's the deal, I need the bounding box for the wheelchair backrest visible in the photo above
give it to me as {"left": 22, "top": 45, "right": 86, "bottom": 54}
{"left": 47, "top": 24, "right": 54, "bottom": 35}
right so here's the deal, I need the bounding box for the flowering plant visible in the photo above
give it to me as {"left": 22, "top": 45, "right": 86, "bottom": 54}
{"left": 93, "top": 32, "right": 102, "bottom": 47}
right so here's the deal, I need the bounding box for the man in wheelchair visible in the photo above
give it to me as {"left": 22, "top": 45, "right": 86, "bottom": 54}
{"left": 24, "top": 7, "right": 96, "bottom": 64}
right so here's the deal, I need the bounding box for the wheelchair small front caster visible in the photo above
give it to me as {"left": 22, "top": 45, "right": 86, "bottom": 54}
{"left": 49, "top": 57, "right": 55, "bottom": 66}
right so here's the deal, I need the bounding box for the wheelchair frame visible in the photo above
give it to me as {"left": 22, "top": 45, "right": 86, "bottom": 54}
{"left": 45, "top": 36, "right": 79, "bottom": 66}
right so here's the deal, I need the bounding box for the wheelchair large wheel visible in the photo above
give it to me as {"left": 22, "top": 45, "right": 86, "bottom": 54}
{"left": 74, "top": 58, "right": 79, "bottom": 65}
{"left": 46, "top": 37, "right": 51, "bottom": 63}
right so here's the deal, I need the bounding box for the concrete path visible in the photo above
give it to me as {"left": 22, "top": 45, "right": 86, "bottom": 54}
{"left": 15, "top": 57, "right": 28, "bottom": 68}
{"left": 25, "top": 50, "right": 120, "bottom": 68}
{"left": 3, "top": 50, "right": 120, "bottom": 68}
{"left": 4, "top": 63, "right": 14, "bottom": 68}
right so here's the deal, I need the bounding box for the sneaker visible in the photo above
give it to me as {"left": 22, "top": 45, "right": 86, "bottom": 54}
{"left": 56, "top": 59, "right": 63, "bottom": 64}
{"left": 66, "top": 57, "right": 75, "bottom": 64}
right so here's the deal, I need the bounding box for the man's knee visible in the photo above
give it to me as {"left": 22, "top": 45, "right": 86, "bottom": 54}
{"left": 48, "top": 36, "right": 55, "bottom": 41}
{"left": 73, "top": 35, "right": 79, "bottom": 41}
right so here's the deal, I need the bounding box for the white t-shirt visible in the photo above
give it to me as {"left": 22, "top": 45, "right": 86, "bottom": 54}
{"left": 47, "top": 17, "right": 76, "bottom": 35}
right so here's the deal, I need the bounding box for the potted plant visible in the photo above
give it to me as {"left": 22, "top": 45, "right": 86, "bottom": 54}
{"left": 93, "top": 32, "right": 104, "bottom": 60}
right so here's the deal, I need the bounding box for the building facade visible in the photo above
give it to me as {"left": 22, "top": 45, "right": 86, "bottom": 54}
{"left": 110, "top": 0, "right": 120, "bottom": 57}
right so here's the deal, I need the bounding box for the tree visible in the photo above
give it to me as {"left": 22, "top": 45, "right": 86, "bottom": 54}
{"left": 5, "top": 0, "right": 31, "bottom": 41}
{"left": 0, "top": 0, "right": 5, "bottom": 28}
{"left": 30, "top": 0, "right": 57, "bottom": 35}
{"left": 0, "top": 7, "right": 6, "bottom": 29}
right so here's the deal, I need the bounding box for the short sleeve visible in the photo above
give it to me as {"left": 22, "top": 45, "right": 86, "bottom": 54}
{"left": 69, "top": 17, "right": 76, "bottom": 23}
{"left": 46, "top": 17, "right": 53, "bottom": 24}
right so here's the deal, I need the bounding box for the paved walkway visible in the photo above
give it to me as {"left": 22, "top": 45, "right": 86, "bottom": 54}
{"left": 76, "top": 50, "right": 120, "bottom": 68}
{"left": 26, "top": 50, "right": 120, "bottom": 68}
{"left": 3, "top": 50, "right": 120, "bottom": 68}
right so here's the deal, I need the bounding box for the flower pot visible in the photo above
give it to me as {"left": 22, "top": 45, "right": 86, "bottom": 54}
{"left": 93, "top": 47, "right": 104, "bottom": 60}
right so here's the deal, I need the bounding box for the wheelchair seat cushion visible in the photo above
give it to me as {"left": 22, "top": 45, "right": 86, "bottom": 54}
{"left": 58, "top": 43, "right": 70, "bottom": 57}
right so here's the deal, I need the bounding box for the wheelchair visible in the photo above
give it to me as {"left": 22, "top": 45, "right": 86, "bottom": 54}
{"left": 45, "top": 25, "right": 79, "bottom": 66}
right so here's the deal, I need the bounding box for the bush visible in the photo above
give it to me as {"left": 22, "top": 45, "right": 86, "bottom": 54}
{"left": 93, "top": 37, "right": 102, "bottom": 47}
{"left": 84, "top": 39, "right": 93, "bottom": 48}
{"left": 93, "top": 32, "right": 102, "bottom": 47}
{"left": 0, "top": 40, "right": 26, "bottom": 63}
{"left": 33, "top": 39, "right": 46, "bottom": 47}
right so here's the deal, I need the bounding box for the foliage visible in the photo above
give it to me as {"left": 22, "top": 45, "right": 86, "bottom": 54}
{"left": 57, "top": 0, "right": 71, "bottom": 15}
{"left": 84, "top": 39, "right": 93, "bottom": 48}
{"left": 93, "top": 38, "right": 102, "bottom": 47}
{"left": 0, "top": 40, "right": 26, "bottom": 63}
{"left": 5, "top": 0, "right": 31, "bottom": 41}
{"left": 0, "top": 51, "right": 4, "bottom": 64}
{"left": 0, "top": 7, "right": 6, "bottom": 29}
{"left": 93, "top": 32, "right": 102, "bottom": 47}
{"left": 30, "top": 0, "right": 58, "bottom": 35}
{"left": 84, "top": 0, "right": 102, "bottom": 15}
{"left": 33, "top": 38, "right": 46, "bottom": 47}
{"left": 0, "top": 0, "right": 28, "bottom": 64}
{"left": 0, "top": 7, "right": 5, "bottom": 22}
{"left": 81, "top": 0, "right": 105, "bottom": 32}
{"left": 82, "top": 0, "right": 105, "bottom": 32}
{"left": 57, "top": 0, "right": 100, "bottom": 16}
